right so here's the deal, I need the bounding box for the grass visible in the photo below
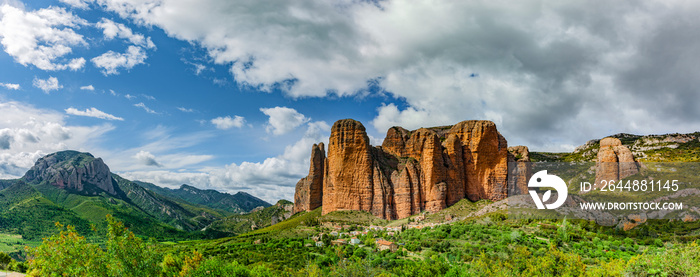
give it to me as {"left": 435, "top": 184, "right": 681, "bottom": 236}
{"left": 0, "top": 233, "right": 40, "bottom": 254}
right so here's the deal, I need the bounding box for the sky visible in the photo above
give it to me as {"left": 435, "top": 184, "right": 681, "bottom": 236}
{"left": 1, "top": 0, "right": 699, "bottom": 203}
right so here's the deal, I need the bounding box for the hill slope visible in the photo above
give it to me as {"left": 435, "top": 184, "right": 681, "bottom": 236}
{"left": 137, "top": 182, "right": 270, "bottom": 214}
{"left": 0, "top": 150, "right": 270, "bottom": 241}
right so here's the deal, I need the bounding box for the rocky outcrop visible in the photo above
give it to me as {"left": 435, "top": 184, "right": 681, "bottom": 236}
{"left": 23, "top": 150, "right": 116, "bottom": 195}
{"left": 594, "top": 138, "right": 639, "bottom": 187}
{"left": 293, "top": 143, "right": 325, "bottom": 213}
{"left": 294, "top": 119, "right": 510, "bottom": 220}
{"left": 507, "top": 146, "right": 531, "bottom": 196}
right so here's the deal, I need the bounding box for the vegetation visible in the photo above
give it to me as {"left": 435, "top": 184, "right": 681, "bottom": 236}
{"left": 136, "top": 182, "right": 271, "bottom": 214}
{"left": 19, "top": 213, "right": 700, "bottom": 276}
{"left": 207, "top": 200, "right": 292, "bottom": 235}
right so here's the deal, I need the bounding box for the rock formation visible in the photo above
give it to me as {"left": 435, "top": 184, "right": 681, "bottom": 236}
{"left": 507, "top": 146, "right": 531, "bottom": 196}
{"left": 294, "top": 119, "right": 511, "bottom": 220}
{"left": 293, "top": 143, "right": 325, "bottom": 213}
{"left": 24, "top": 150, "right": 116, "bottom": 195}
{"left": 595, "top": 137, "right": 639, "bottom": 187}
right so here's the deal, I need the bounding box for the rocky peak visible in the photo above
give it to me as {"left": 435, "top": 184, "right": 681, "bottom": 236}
{"left": 293, "top": 143, "right": 325, "bottom": 213}
{"left": 508, "top": 146, "right": 530, "bottom": 162}
{"left": 294, "top": 118, "right": 510, "bottom": 220}
{"left": 507, "top": 146, "right": 531, "bottom": 196}
{"left": 23, "top": 150, "right": 116, "bottom": 196}
{"left": 595, "top": 137, "right": 639, "bottom": 187}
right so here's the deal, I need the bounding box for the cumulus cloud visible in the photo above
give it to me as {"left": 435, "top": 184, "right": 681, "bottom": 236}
{"left": 79, "top": 85, "right": 94, "bottom": 91}
{"left": 32, "top": 76, "right": 62, "bottom": 93}
{"left": 96, "top": 18, "right": 155, "bottom": 49}
{"left": 133, "top": 102, "right": 158, "bottom": 114}
{"left": 0, "top": 100, "right": 115, "bottom": 178}
{"left": 260, "top": 107, "right": 309, "bottom": 135}
{"left": 119, "top": 121, "right": 331, "bottom": 203}
{"left": 134, "top": 150, "right": 162, "bottom": 167}
{"left": 211, "top": 116, "right": 245, "bottom": 130}
{"left": 91, "top": 45, "right": 147, "bottom": 75}
{"left": 65, "top": 107, "right": 124, "bottom": 121}
{"left": 0, "top": 4, "right": 87, "bottom": 71}
{"left": 0, "top": 82, "right": 20, "bottom": 90}
{"left": 94, "top": 0, "right": 700, "bottom": 150}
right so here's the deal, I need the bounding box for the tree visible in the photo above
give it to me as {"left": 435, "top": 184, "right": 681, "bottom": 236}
{"left": 104, "top": 215, "right": 162, "bottom": 276}
{"left": 27, "top": 222, "right": 108, "bottom": 277}
{"left": 26, "top": 215, "right": 161, "bottom": 277}
{"left": 0, "top": 252, "right": 12, "bottom": 269}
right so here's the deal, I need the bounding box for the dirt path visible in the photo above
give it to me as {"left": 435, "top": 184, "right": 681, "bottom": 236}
{"left": 0, "top": 271, "right": 26, "bottom": 277}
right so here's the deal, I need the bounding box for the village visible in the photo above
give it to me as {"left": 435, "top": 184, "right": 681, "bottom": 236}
{"left": 302, "top": 213, "right": 454, "bottom": 252}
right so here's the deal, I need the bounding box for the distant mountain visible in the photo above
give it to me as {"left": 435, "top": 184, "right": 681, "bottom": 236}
{"left": 137, "top": 182, "right": 270, "bottom": 214}
{"left": 207, "top": 200, "right": 293, "bottom": 235}
{"left": 0, "top": 150, "right": 271, "bottom": 241}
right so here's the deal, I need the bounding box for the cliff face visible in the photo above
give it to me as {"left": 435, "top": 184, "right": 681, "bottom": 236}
{"left": 294, "top": 119, "right": 510, "bottom": 220}
{"left": 594, "top": 138, "right": 639, "bottom": 187}
{"left": 24, "top": 151, "right": 117, "bottom": 195}
{"left": 293, "top": 143, "right": 325, "bottom": 213}
{"left": 507, "top": 146, "right": 531, "bottom": 196}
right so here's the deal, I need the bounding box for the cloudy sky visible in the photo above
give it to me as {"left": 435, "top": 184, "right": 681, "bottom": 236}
{"left": 1, "top": 0, "right": 699, "bottom": 202}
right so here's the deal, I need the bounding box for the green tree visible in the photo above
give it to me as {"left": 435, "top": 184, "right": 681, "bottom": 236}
{"left": 0, "top": 252, "right": 12, "bottom": 269}
{"left": 103, "top": 214, "right": 162, "bottom": 276}
{"left": 26, "top": 215, "right": 161, "bottom": 277}
{"left": 27, "top": 222, "right": 108, "bottom": 277}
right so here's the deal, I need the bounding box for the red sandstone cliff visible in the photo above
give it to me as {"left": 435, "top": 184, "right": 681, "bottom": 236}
{"left": 594, "top": 137, "right": 639, "bottom": 187}
{"left": 294, "top": 119, "right": 511, "bottom": 220}
{"left": 293, "top": 143, "right": 325, "bottom": 213}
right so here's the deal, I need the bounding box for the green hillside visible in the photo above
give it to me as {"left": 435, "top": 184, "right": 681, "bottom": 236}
{"left": 0, "top": 181, "right": 92, "bottom": 241}
{"left": 207, "top": 200, "right": 293, "bottom": 235}
{"left": 137, "top": 182, "right": 270, "bottom": 214}
{"left": 0, "top": 150, "right": 271, "bottom": 245}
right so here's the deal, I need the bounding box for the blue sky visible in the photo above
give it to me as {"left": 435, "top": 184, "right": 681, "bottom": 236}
{"left": 1, "top": 0, "right": 700, "bottom": 202}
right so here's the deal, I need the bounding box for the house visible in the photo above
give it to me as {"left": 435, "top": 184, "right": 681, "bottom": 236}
{"left": 316, "top": 241, "right": 324, "bottom": 247}
{"left": 376, "top": 240, "right": 398, "bottom": 252}
{"left": 350, "top": 237, "right": 361, "bottom": 245}
{"left": 330, "top": 231, "right": 339, "bottom": 236}
{"left": 331, "top": 239, "right": 347, "bottom": 246}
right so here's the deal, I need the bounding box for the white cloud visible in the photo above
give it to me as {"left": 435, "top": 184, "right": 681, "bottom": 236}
{"left": 211, "top": 116, "right": 245, "bottom": 130}
{"left": 177, "top": 107, "right": 194, "bottom": 113}
{"left": 0, "top": 4, "right": 87, "bottom": 71}
{"left": 118, "top": 121, "right": 330, "bottom": 203}
{"left": 96, "top": 18, "right": 155, "bottom": 49}
{"left": 134, "top": 150, "right": 162, "bottom": 167}
{"left": 91, "top": 45, "right": 147, "bottom": 75}
{"left": 79, "top": 85, "right": 94, "bottom": 91}
{"left": 96, "top": 0, "right": 700, "bottom": 151}
{"left": 140, "top": 94, "right": 155, "bottom": 100}
{"left": 32, "top": 76, "right": 62, "bottom": 93}
{"left": 260, "top": 106, "right": 309, "bottom": 135}
{"left": 133, "top": 102, "right": 158, "bottom": 114}
{"left": 65, "top": 107, "right": 124, "bottom": 121}
{"left": 60, "top": 0, "right": 93, "bottom": 9}
{"left": 0, "top": 83, "right": 20, "bottom": 90}
{"left": 0, "top": 100, "right": 115, "bottom": 178}
{"left": 124, "top": 94, "right": 136, "bottom": 100}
